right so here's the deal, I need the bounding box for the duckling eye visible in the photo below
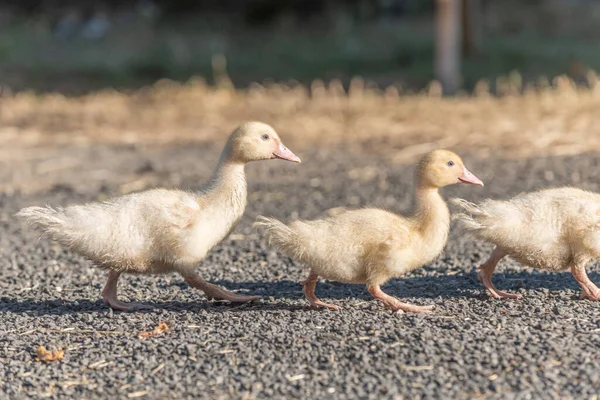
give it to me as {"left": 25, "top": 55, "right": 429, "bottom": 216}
{"left": 262, "top": 134, "right": 270, "bottom": 141}
{"left": 447, "top": 161, "right": 455, "bottom": 167}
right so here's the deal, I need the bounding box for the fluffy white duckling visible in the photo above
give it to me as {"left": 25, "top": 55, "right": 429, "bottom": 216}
{"left": 453, "top": 188, "right": 600, "bottom": 301}
{"left": 16, "top": 121, "right": 300, "bottom": 311}
{"left": 255, "top": 149, "right": 483, "bottom": 313}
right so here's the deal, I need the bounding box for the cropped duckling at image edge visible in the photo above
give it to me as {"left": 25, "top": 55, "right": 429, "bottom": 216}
{"left": 16, "top": 121, "right": 301, "bottom": 311}
{"left": 255, "top": 149, "right": 484, "bottom": 313}
{"left": 452, "top": 187, "right": 600, "bottom": 301}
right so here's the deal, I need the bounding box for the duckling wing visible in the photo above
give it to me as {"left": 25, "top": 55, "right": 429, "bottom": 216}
{"left": 16, "top": 189, "right": 201, "bottom": 267}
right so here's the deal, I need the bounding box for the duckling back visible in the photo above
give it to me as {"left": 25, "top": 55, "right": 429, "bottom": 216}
{"left": 253, "top": 216, "right": 338, "bottom": 269}
{"left": 16, "top": 199, "right": 150, "bottom": 269}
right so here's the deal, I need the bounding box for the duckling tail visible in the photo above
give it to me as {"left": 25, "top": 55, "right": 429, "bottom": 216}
{"left": 15, "top": 206, "right": 75, "bottom": 245}
{"left": 253, "top": 216, "right": 306, "bottom": 259}
{"left": 449, "top": 198, "right": 489, "bottom": 231}
{"left": 254, "top": 215, "right": 294, "bottom": 246}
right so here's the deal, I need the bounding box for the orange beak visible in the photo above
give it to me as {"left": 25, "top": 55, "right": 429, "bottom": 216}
{"left": 458, "top": 166, "right": 484, "bottom": 186}
{"left": 273, "top": 142, "right": 301, "bottom": 163}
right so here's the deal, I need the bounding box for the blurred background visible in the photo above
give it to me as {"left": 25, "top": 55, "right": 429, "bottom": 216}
{"left": 1, "top": 0, "right": 600, "bottom": 195}
{"left": 1, "top": 0, "right": 599, "bottom": 94}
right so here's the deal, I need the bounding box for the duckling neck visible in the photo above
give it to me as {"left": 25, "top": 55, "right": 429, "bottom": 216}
{"left": 412, "top": 186, "right": 450, "bottom": 241}
{"left": 205, "top": 158, "right": 247, "bottom": 212}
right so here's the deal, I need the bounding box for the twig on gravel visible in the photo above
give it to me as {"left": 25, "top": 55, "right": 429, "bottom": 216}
{"left": 401, "top": 365, "right": 434, "bottom": 371}
{"left": 67, "top": 345, "right": 89, "bottom": 351}
{"left": 88, "top": 360, "right": 114, "bottom": 369}
{"left": 18, "top": 284, "right": 39, "bottom": 293}
{"left": 329, "top": 353, "right": 336, "bottom": 364}
{"left": 286, "top": 374, "right": 306, "bottom": 382}
{"left": 61, "top": 380, "right": 96, "bottom": 389}
{"left": 151, "top": 363, "right": 165, "bottom": 375}
{"left": 127, "top": 390, "right": 149, "bottom": 398}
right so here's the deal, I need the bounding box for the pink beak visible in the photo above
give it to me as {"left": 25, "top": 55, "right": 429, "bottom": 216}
{"left": 458, "top": 166, "right": 484, "bottom": 186}
{"left": 273, "top": 142, "right": 301, "bottom": 163}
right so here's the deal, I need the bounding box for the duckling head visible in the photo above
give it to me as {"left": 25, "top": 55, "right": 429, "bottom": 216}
{"left": 417, "top": 149, "right": 483, "bottom": 189}
{"left": 225, "top": 121, "right": 301, "bottom": 164}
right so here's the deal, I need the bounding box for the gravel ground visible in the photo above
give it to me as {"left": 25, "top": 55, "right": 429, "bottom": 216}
{"left": 1, "top": 143, "right": 600, "bottom": 399}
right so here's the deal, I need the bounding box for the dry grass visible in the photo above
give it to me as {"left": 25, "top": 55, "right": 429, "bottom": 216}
{"left": 2, "top": 76, "right": 600, "bottom": 157}
{"left": 1, "top": 75, "right": 600, "bottom": 193}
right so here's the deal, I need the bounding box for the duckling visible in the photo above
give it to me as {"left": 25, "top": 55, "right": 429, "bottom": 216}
{"left": 452, "top": 188, "right": 600, "bottom": 301}
{"left": 16, "top": 121, "right": 301, "bottom": 311}
{"left": 254, "top": 150, "right": 483, "bottom": 313}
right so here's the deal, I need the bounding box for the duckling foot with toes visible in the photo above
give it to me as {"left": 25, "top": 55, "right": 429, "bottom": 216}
{"left": 182, "top": 273, "right": 260, "bottom": 303}
{"left": 101, "top": 271, "right": 155, "bottom": 311}
{"left": 17, "top": 122, "right": 299, "bottom": 311}
{"left": 367, "top": 285, "right": 435, "bottom": 313}
{"left": 571, "top": 264, "right": 600, "bottom": 300}
{"left": 101, "top": 270, "right": 259, "bottom": 311}
{"left": 477, "top": 247, "right": 521, "bottom": 300}
{"left": 256, "top": 149, "right": 483, "bottom": 313}
{"left": 300, "top": 272, "right": 341, "bottom": 310}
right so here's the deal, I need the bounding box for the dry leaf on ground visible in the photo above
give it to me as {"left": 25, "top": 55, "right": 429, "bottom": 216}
{"left": 35, "top": 346, "right": 65, "bottom": 362}
{"left": 138, "top": 322, "right": 172, "bottom": 339}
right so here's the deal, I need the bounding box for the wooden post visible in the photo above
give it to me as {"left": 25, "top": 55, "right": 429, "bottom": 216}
{"left": 462, "top": 0, "right": 481, "bottom": 57}
{"left": 435, "top": 0, "right": 462, "bottom": 95}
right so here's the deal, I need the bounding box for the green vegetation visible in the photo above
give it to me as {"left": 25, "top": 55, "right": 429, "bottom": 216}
{"left": 0, "top": 15, "right": 599, "bottom": 94}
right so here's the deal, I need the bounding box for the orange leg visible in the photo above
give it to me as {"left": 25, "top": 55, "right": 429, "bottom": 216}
{"left": 101, "top": 270, "right": 153, "bottom": 311}
{"left": 367, "top": 284, "right": 434, "bottom": 313}
{"left": 300, "top": 272, "right": 341, "bottom": 310}
{"left": 478, "top": 247, "right": 521, "bottom": 300}
{"left": 183, "top": 273, "right": 260, "bottom": 303}
{"left": 571, "top": 264, "right": 600, "bottom": 301}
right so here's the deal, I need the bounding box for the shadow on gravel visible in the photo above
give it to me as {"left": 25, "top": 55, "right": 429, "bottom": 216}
{"left": 0, "top": 298, "right": 310, "bottom": 315}
{"left": 466, "top": 270, "right": 600, "bottom": 292}
{"left": 2, "top": 271, "right": 596, "bottom": 315}
{"left": 217, "top": 270, "right": 599, "bottom": 299}
{"left": 215, "top": 277, "right": 480, "bottom": 301}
